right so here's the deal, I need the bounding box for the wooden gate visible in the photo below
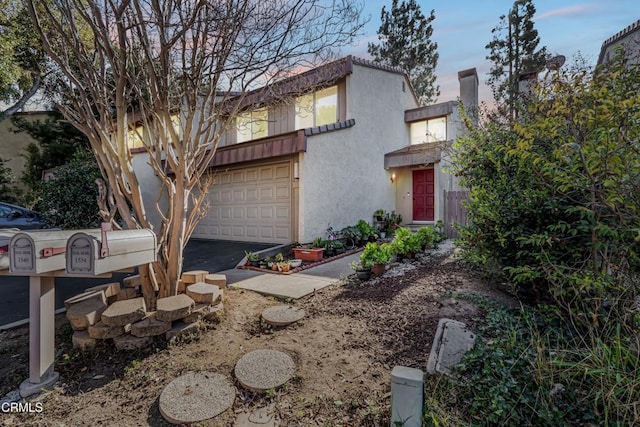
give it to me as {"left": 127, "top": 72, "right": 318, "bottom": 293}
{"left": 443, "top": 190, "right": 469, "bottom": 238}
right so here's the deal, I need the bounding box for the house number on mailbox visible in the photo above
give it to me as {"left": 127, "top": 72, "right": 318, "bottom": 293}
{"left": 11, "top": 238, "right": 33, "bottom": 271}
{"left": 70, "top": 241, "right": 92, "bottom": 272}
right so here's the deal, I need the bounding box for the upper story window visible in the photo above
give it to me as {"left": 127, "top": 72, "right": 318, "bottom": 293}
{"left": 128, "top": 115, "right": 181, "bottom": 149}
{"left": 295, "top": 86, "right": 338, "bottom": 129}
{"left": 410, "top": 116, "right": 447, "bottom": 145}
{"left": 237, "top": 108, "right": 268, "bottom": 143}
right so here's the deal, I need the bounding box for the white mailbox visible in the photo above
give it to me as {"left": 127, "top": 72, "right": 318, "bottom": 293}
{"left": 9, "top": 230, "right": 85, "bottom": 274}
{"left": 65, "top": 229, "right": 157, "bottom": 275}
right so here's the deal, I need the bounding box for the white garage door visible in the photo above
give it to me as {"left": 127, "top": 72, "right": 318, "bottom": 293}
{"left": 192, "top": 161, "right": 292, "bottom": 243}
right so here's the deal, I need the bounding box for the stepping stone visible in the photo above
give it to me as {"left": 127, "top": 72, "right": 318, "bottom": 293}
{"left": 72, "top": 330, "right": 96, "bottom": 351}
{"left": 427, "top": 318, "right": 476, "bottom": 376}
{"left": 234, "top": 404, "right": 276, "bottom": 427}
{"left": 113, "top": 334, "right": 153, "bottom": 351}
{"left": 234, "top": 350, "right": 295, "bottom": 393}
{"left": 130, "top": 313, "right": 172, "bottom": 337}
{"left": 101, "top": 297, "right": 146, "bottom": 327}
{"left": 66, "top": 297, "right": 107, "bottom": 330}
{"left": 159, "top": 372, "right": 235, "bottom": 424}
{"left": 182, "top": 270, "right": 208, "bottom": 284}
{"left": 205, "top": 273, "right": 227, "bottom": 289}
{"left": 261, "top": 305, "right": 305, "bottom": 327}
{"left": 87, "top": 321, "right": 129, "bottom": 339}
{"left": 187, "top": 283, "right": 221, "bottom": 304}
{"left": 166, "top": 321, "right": 200, "bottom": 342}
{"left": 156, "top": 294, "right": 195, "bottom": 322}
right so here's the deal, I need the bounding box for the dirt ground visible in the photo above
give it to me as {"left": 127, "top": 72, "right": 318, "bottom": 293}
{"left": 0, "top": 242, "right": 515, "bottom": 426}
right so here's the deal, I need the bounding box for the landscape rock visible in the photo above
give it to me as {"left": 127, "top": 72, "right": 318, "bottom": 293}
{"left": 166, "top": 321, "right": 200, "bottom": 342}
{"left": 181, "top": 270, "right": 208, "bottom": 284}
{"left": 130, "top": 313, "right": 172, "bottom": 337}
{"left": 64, "top": 289, "right": 106, "bottom": 310}
{"left": 85, "top": 282, "right": 121, "bottom": 298}
{"left": 113, "top": 334, "right": 153, "bottom": 351}
{"left": 186, "top": 283, "right": 221, "bottom": 304}
{"left": 115, "top": 287, "right": 139, "bottom": 301}
{"left": 205, "top": 273, "right": 227, "bottom": 289}
{"left": 182, "top": 303, "right": 211, "bottom": 324}
{"left": 87, "top": 321, "right": 129, "bottom": 339}
{"left": 72, "top": 330, "right": 97, "bottom": 351}
{"left": 66, "top": 298, "right": 107, "bottom": 330}
{"left": 203, "top": 303, "right": 225, "bottom": 323}
{"left": 101, "top": 297, "right": 146, "bottom": 327}
{"left": 122, "top": 274, "right": 141, "bottom": 288}
{"left": 156, "top": 294, "right": 195, "bottom": 322}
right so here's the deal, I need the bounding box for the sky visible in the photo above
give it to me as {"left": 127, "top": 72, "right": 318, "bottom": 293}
{"left": 344, "top": 0, "right": 639, "bottom": 104}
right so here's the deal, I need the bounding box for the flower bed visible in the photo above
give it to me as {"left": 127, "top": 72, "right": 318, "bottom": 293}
{"left": 237, "top": 247, "right": 361, "bottom": 275}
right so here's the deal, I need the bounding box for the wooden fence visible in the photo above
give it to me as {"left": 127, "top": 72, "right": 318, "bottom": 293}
{"left": 443, "top": 190, "right": 470, "bottom": 239}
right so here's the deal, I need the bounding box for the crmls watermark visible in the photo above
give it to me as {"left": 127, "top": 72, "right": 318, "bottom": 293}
{"left": 1, "top": 402, "right": 44, "bottom": 413}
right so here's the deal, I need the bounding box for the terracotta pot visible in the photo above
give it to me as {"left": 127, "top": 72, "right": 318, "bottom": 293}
{"left": 281, "top": 264, "right": 290, "bottom": 272}
{"left": 372, "top": 262, "right": 386, "bottom": 276}
{"left": 271, "top": 264, "right": 278, "bottom": 271}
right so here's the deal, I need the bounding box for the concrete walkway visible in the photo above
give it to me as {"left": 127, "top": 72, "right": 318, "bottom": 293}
{"left": 221, "top": 253, "right": 360, "bottom": 300}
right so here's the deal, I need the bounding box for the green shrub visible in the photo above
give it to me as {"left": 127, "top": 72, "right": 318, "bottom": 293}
{"left": 360, "top": 242, "right": 392, "bottom": 266}
{"left": 36, "top": 150, "right": 102, "bottom": 229}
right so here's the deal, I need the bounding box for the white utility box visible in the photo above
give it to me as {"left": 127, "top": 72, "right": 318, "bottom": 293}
{"left": 9, "top": 230, "right": 85, "bottom": 274}
{"left": 65, "top": 229, "right": 157, "bottom": 275}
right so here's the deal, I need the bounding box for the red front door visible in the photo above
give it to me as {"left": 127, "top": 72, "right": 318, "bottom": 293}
{"left": 412, "top": 169, "right": 435, "bottom": 221}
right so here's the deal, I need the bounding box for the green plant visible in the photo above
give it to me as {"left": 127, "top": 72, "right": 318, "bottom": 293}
{"left": 383, "top": 211, "right": 403, "bottom": 234}
{"left": 373, "top": 208, "right": 385, "bottom": 219}
{"left": 312, "top": 237, "right": 323, "bottom": 248}
{"left": 244, "top": 251, "right": 258, "bottom": 261}
{"left": 350, "top": 260, "right": 372, "bottom": 271}
{"left": 275, "top": 253, "right": 284, "bottom": 263}
{"left": 416, "top": 226, "right": 439, "bottom": 249}
{"left": 355, "top": 219, "right": 376, "bottom": 242}
{"left": 360, "top": 242, "right": 392, "bottom": 266}
{"left": 36, "top": 149, "right": 103, "bottom": 229}
{"left": 390, "top": 227, "right": 413, "bottom": 255}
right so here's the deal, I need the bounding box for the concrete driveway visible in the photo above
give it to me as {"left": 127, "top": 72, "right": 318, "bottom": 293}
{"left": 0, "top": 239, "right": 274, "bottom": 327}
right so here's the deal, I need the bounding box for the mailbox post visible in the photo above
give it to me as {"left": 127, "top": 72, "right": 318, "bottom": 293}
{"left": 5, "top": 227, "right": 157, "bottom": 397}
{"left": 8, "top": 230, "right": 85, "bottom": 397}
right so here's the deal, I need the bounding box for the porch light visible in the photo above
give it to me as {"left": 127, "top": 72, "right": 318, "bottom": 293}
{"left": 390, "top": 172, "right": 396, "bottom": 183}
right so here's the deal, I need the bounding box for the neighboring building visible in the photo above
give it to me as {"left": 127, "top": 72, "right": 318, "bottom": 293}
{"left": 133, "top": 56, "right": 476, "bottom": 244}
{"left": 0, "top": 112, "right": 50, "bottom": 190}
{"left": 598, "top": 19, "right": 640, "bottom": 65}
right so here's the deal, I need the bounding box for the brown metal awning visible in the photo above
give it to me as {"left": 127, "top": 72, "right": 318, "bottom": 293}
{"left": 207, "top": 130, "right": 306, "bottom": 168}
{"left": 384, "top": 143, "right": 442, "bottom": 168}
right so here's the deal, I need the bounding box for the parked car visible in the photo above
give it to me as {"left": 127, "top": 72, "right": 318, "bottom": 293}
{"left": 0, "top": 202, "right": 46, "bottom": 230}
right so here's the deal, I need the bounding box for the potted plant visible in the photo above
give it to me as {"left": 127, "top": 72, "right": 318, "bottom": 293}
{"left": 278, "top": 261, "right": 290, "bottom": 273}
{"left": 390, "top": 227, "right": 413, "bottom": 260}
{"left": 273, "top": 253, "right": 284, "bottom": 270}
{"left": 292, "top": 238, "right": 325, "bottom": 262}
{"left": 373, "top": 209, "right": 385, "bottom": 222}
{"left": 361, "top": 242, "right": 392, "bottom": 276}
{"left": 244, "top": 251, "right": 258, "bottom": 266}
{"left": 350, "top": 260, "right": 372, "bottom": 280}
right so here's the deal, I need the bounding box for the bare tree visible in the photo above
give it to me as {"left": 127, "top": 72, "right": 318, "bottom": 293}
{"left": 26, "top": 0, "right": 364, "bottom": 307}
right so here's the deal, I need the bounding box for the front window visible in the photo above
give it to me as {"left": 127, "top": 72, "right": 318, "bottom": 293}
{"left": 295, "top": 85, "right": 338, "bottom": 129}
{"left": 237, "top": 108, "right": 268, "bottom": 143}
{"left": 410, "top": 116, "right": 447, "bottom": 145}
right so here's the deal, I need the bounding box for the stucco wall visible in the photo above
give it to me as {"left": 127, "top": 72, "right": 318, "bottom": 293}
{"left": 131, "top": 152, "right": 168, "bottom": 232}
{"left": 297, "top": 64, "right": 418, "bottom": 242}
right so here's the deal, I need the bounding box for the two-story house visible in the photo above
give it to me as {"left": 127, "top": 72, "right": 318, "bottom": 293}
{"left": 132, "top": 56, "right": 477, "bottom": 244}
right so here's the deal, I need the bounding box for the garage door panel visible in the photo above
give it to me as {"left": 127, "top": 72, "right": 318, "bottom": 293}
{"left": 192, "top": 161, "right": 292, "bottom": 243}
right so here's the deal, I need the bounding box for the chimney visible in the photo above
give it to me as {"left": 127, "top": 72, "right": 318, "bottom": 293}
{"left": 458, "top": 68, "right": 478, "bottom": 124}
